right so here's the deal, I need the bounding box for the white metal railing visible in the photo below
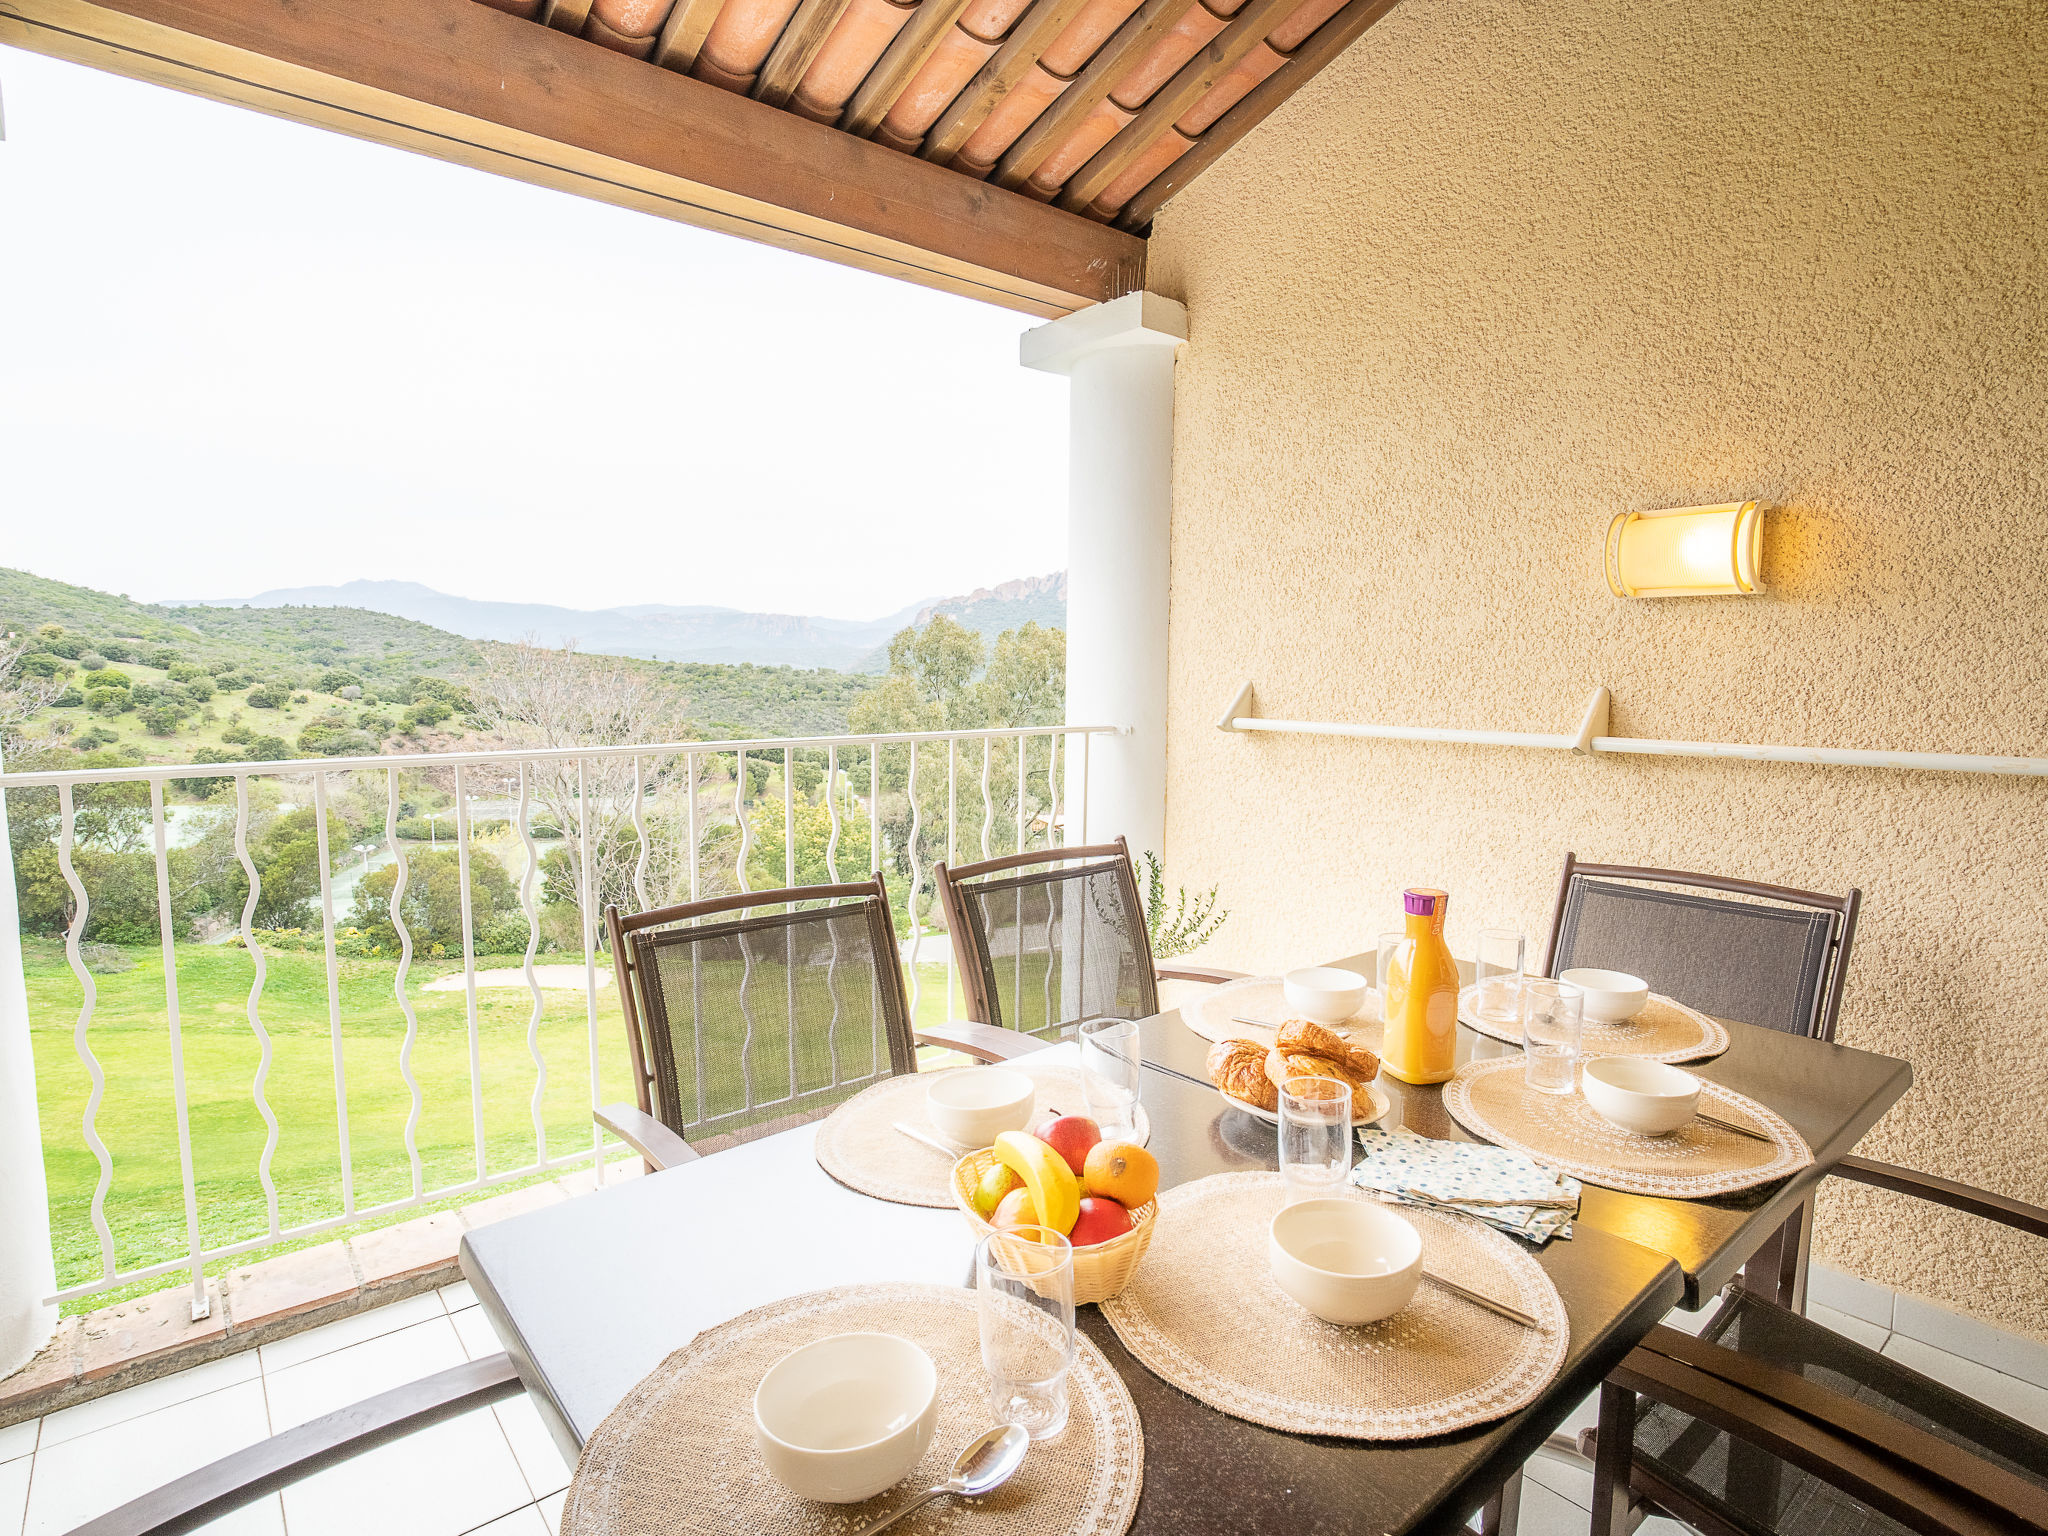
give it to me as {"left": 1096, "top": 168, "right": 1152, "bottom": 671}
{"left": 1218, "top": 681, "right": 2048, "bottom": 778}
{"left": 1, "top": 723, "right": 1113, "bottom": 1316}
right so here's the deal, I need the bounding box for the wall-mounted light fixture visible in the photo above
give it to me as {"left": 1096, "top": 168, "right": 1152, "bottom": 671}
{"left": 1605, "top": 501, "right": 1766, "bottom": 597}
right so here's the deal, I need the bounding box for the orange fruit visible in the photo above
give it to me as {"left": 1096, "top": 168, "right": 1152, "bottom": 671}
{"left": 1081, "top": 1142, "right": 1159, "bottom": 1207}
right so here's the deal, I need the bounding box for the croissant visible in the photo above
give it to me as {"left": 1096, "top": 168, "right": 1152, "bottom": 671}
{"left": 1206, "top": 1038, "right": 1278, "bottom": 1110}
{"left": 1276, "top": 1018, "right": 1382, "bottom": 1084}
{"left": 1265, "top": 1045, "right": 1374, "bottom": 1096}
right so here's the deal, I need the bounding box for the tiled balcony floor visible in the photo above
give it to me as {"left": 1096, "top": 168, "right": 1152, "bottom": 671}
{"left": 4, "top": 1280, "right": 2042, "bottom": 1536}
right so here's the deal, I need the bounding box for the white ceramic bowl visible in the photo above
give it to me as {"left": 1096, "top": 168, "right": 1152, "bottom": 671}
{"left": 926, "top": 1067, "right": 1035, "bottom": 1149}
{"left": 1581, "top": 1057, "right": 1701, "bottom": 1136}
{"left": 1558, "top": 967, "right": 1650, "bottom": 1025}
{"left": 1268, "top": 1197, "right": 1423, "bottom": 1326}
{"left": 753, "top": 1332, "right": 939, "bottom": 1503}
{"left": 1282, "top": 967, "right": 1370, "bottom": 1027}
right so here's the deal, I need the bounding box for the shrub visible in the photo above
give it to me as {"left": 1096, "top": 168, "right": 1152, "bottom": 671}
{"left": 168, "top": 663, "right": 207, "bottom": 683}
{"left": 142, "top": 647, "right": 180, "bottom": 669}
{"left": 73, "top": 726, "right": 119, "bottom": 750}
{"left": 51, "top": 686, "right": 84, "bottom": 708}
{"left": 245, "top": 682, "right": 291, "bottom": 709}
{"left": 357, "top": 712, "right": 396, "bottom": 735}
{"left": 404, "top": 698, "right": 452, "bottom": 728}
{"left": 86, "top": 688, "right": 130, "bottom": 715}
{"left": 182, "top": 675, "right": 215, "bottom": 703}
{"left": 43, "top": 633, "right": 85, "bottom": 659}
{"left": 337, "top": 684, "right": 362, "bottom": 701}
{"left": 140, "top": 705, "right": 183, "bottom": 736}
{"left": 242, "top": 734, "right": 293, "bottom": 761}
{"left": 219, "top": 723, "right": 254, "bottom": 745}
{"left": 291, "top": 693, "right": 309, "bottom": 705}
{"left": 77, "top": 652, "right": 110, "bottom": 672}
{"left": 97, "top": 641, "right": 136, "bottom": 663}
{"left": 297, "top": 721, "right": 377, "bottom": 757}
{"left": 214, "top": 672, "right": 253, "bottom": 691}
{"left": 82, "top": 667, "right": 130, "bottom": 690}
{"left": 207, "top": 660, "right": 238, "bottom": 676}
{"left": 129, "top": 682, "right": 164, "bottom": 706}
{"left": 318, "top": 670, "right": 362, "bottom": 693}
{"left": 18, "top": 651, "right": 65, "bottom": 679}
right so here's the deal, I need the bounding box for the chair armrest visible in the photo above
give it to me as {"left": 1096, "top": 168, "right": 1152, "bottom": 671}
{"left": 916, "top": 1021, "right": 1050, "bottom": 1062}
{"left": 1618, "top": 1325, "right": 2048, "bottom": 1534}
{"left": 593, "top": 1103, "right": 700, "bottom": 1171}
{"left": 1155, "top": 965, "right": 1248, "bottom": 985}
{"left": 69, "top": 1354, "right": 522, "bottom": 1536}
{"left": 1830, "top": 1155, "right": 2048, "bottom": 1239}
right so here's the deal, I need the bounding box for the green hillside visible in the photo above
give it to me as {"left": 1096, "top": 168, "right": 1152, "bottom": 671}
{"left": 1, "top": 567, "right": 874, "bottom": 763}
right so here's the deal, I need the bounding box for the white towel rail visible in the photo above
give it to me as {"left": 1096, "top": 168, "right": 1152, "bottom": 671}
{"left": 1215, "top": 682, "right": 2048, "bottom": 779}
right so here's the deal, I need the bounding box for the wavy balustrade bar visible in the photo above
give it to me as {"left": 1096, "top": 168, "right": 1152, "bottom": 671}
{"left": 7, "top": 725, "right": 1111, "bottom": 1308}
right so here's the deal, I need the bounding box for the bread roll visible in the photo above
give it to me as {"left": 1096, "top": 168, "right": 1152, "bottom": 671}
{"left": 1276, "top": 1018, "right": 1382, "bottom": 1084}
{"left": 1205, "top": 1038, "right": 1278, "bottom": 1110}
{"left": 1265, "top": 1045, "right": 1373, "bottom": 1097}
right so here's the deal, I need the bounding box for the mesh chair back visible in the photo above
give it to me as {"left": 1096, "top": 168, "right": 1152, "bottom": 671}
{"left": 617, "top": 881, "right": 915, "bottom": 1149}
{"left": 1633, "top": 1292, "right": 2048, "bottom": 1536}
{"left": 946, "top": 844, "right": 1159, "bottom": 1041}
{"left": 1545, "top": 857, "right": 1857, "bottom": 1039}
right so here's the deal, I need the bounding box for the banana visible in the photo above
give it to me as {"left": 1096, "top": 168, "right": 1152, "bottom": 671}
{"left": 993, "top": 1131, "right": 1080, "bottom": 1236}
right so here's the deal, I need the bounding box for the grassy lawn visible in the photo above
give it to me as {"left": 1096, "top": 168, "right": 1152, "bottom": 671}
{"left": 25, "top": 938, "right": 963, "bottom": 1310}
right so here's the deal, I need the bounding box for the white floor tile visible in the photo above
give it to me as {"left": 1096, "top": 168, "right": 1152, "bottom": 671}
{"left": 1524, "top": 1443, "right": 1593, "bottom": 1510}
{"left": 1807, "top": 1302, "right": 1888, "bottom": 1351}
{"left": 280, "top": 1408, "right": 530, "bottom": 1536}
{"left": 440, "top": 1281, "right": 478, "bottom": 1312}
{"left": 263, "top": 1317, "right": 468, "bottom": 1431}
{"left": 1808, "top": 1264, "right": 1894, "bottom": 1330}
{"left": 452, "top": 1305, "right": 506, "bottom": 1362}
{"left": 257, "top": 1292, "right": 446, "bottom": 1374}
{"left": 1, "top": 1455, "right": 30, "bottom": 1536}
{"left": 463, "top": 1505, "right": 549, "bottom": 1535}
{"left": 0, "top": 1418, "right": 36, "bottom": 1463}
{"left": 40, "top": 1352, "right": 260, "bottom": 1449}
{"left": 1892, "top": 1292, "right": 2048, "bottom": 1390}
{"left": 1502, "top": 1477, "right": 1590, "bottom": 1536}
{"left": 1880, "top": 1335, "right": 2048, "bottom": 1432}
{"left": 23, "top": 1378, "right": 272, "bottom": 1536}
{"left": 495, "top": 1395, "right": 572, "bottom": 1501}
{"left": 539, "top": 1490, "right": 567, "bottom": 1535}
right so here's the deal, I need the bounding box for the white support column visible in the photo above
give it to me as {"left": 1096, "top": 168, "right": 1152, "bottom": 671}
{"left": 1021, "top": 290, "right": 1186, "bottom": 866}
{"left": 0, "top": 762, "right": 58, "bottom": 1377}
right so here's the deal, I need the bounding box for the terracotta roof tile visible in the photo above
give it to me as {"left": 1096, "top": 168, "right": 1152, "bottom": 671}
{"left": 882, "top": 26, "right": 1002, "bottom": 139}
{"left": 585, "top": 11, "right": 660, "bottom": 54}
{"left": 1028, "top": 95, "right": 1132, "bottom": 194}
{"left": 591, "top": 0, "right": 678, "bottom": 34}
{"left": 699, "top": 0, "right": 808, "bottom": 80}
{"left": 1038, "top": 0, "right": 1148, "bottom": 74}
{"left": 795, "top": 0, "right": 920, "bottom": 119}
{"left": 1264, "top": 0, "right": 1347, "bottom": 52}
{"left": 1105, "top": 0, "right": 1226, "bottom": 109}
{"left": 955, "top": 58, "right": 1076, "bottom": 167}
{"left": 1090, "top": 122, "right": 1191, "bottom": 212}
{"left": 1173, "top": 36, "right": 1282, "bottom": 134}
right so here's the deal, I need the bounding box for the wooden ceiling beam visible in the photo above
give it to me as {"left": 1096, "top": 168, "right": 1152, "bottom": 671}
{"left": 838, "top": 0, "right": 978, "bottom": 137}
{"left": 918, "top": 0, "right": 1093, "bottom": 166}
{"left": 1056, "top": 0, "right": 1296, "bottom": 212}
{"left": 651, "top": 0, "right": 726, "bottom": 72}
{"left": 754, "top": 0, "right": 858, "bottom": 107}
{"left": 1114, "top": 0, "right": 1400, "bottom": 229}
{"left": 989, "top": 0, "right": 1198, "bottom": 191}
{"left": 0, "top": 0, "right": 1143, "bottom": 315}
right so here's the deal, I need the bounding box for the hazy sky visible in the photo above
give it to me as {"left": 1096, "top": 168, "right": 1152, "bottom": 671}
{"left": 0, "top": 45, "right": 1069, "bottom": 620}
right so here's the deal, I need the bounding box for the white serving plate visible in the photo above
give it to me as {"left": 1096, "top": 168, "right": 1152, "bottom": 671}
{"left": 1219, "top": 1078, "right": 1392, "bottom": 1127}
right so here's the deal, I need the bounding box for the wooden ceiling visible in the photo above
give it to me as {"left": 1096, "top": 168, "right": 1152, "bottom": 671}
{"left": 2, "top": 0, "right": 1399, "bottom": 313}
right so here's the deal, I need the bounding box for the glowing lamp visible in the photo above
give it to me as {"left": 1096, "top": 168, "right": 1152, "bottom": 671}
{"left": 1605, "top": 501, "right": 1766, "bottom": 598}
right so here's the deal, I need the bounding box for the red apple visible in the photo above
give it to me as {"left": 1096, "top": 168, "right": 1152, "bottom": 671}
{"left": 1037, "top": 1114, "right": 1102, "bottom": 1177}
{"left": 1068, "top": 1196, "right": 1134, "bottom": 1248}
{"left": 992, "top": 1187, "right": 1038, "bottom": 1231}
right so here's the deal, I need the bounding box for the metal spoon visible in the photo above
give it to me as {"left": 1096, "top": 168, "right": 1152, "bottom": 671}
{"left": 847, "top": 1422, "right": 1030, "bottom": 1536}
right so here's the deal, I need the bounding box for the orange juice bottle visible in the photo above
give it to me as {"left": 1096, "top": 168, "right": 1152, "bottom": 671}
{"left": 1382, "top": 888, "right": 1460, "bottom": 1084}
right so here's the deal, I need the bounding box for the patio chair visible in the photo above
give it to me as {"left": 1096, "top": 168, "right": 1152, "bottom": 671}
{"left": 1581, "top": 1170, "right": 2048, "bottom": 1536}
{"left": 600, "top": 872, "right": 1044, "bottom": 1172}
{"left": 1540, "top": 852, "right": 1862, "bottom": 1311}
{"left": 933, "top": 836, "right": 1243, "bottom": 1046}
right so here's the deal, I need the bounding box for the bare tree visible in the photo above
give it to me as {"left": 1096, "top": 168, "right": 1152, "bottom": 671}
{"left": 468, "top": 637, "right": 692, "bottom": 935}
{"left": 0, "top": 633, "right": 58, "bottom": 765}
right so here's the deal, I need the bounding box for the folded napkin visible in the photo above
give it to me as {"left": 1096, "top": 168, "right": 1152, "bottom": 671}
{"left": 1351, "top": 1126, "right": 1580, "bottom": 1243}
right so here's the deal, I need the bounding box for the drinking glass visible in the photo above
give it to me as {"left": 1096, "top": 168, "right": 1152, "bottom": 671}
{"left": 1078, "top": 1017, "right": 1141, "bottom": 1141}
{"left": 1278, "top": 1075, "right": 1353, "bottom": 1203}
{"left": 1375, "top": 931, "right": 1405, "bottom": 995}
{"left": 1520, "top": 980, "right": 1584, "bottom": 1095}
{"left": 1474, "top": 928, "right": 1527, "bottom": 1026}
{"left": 977, "top": 1226, "right": 1075, "bottom": 1440}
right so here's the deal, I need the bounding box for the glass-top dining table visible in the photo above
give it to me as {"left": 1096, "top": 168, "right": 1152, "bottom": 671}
{"left": 458, "top": 957, "right": 1911, "bottom": 1536}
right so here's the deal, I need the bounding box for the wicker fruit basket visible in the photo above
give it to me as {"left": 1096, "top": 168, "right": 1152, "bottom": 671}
{"left": 950, "top": 1148, "right": 1157, "bottom": 1304}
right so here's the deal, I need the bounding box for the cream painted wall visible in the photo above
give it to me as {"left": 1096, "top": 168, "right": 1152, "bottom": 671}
{"left": 1147, "top": 0, "right": 2047, "bottom": 1334}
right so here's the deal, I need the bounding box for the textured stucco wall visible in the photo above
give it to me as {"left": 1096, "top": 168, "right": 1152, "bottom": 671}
{"left": 1147, "top": 0, "right": 2047, "bottom": 1334}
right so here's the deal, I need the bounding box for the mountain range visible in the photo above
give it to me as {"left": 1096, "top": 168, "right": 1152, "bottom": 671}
{"left": 180, "top": 572, "right": 1067, "bottom": 672}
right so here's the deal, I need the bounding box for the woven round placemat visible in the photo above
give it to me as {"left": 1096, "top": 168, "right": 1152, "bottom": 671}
{"left": 561, "top": 1283, "right": 1143, "bottom": 1536}
{"left": 1099, "top": 1172, "right": 1567, "bottom": 1440}
{"left": 1458, "top": 989, "right": 1729, "bottom": 1063}
{"left": 1184, "top": 975, "right": 1382, "bottom": 1048}
{"left": 1443, "top": 1056, "right": 1811, "bottom": 1197}
{"left": 815, "top": 1066, "right": 1152, "bottom": 1207}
